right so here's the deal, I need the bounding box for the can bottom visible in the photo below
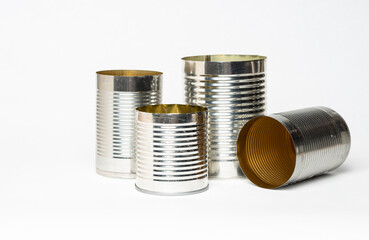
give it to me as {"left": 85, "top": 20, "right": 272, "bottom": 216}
{"left": 209, "top": 161, "right": 245, "bottom": 179}
{"left": 135, "top": 184, "right": 209, "bottom": 196}
{"left": 96, "top": 168, "right": 135, "bottom": 179}
{"left": 135, "top": 177, "right": 209, "bottom": 195}
{"left": 96, "top": 155, "right": 135, "bottom": 179}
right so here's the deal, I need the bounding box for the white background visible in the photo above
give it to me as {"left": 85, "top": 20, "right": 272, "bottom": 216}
{"left": 0, "top": 0, "right": 368, "bottom": 239}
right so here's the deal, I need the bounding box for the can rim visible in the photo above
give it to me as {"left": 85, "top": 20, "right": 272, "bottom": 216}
{"left": 136, "top": 104, "right": 207, "bottom": 114}
{"left": 181, "top": 54, "right": 266, "bottom": 62}
{"left": 237, "top": 116, "right": 297, "bottom": 189}
{"left": 96, "top": 69, "right": 162, "bottom": 77}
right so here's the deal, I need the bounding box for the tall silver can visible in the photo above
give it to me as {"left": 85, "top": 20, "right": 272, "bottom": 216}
{"left": 96, "top": 70, "right": 162, "bottom": 178}
{"left": 183, "top": 55, "right": 266, "bottom": 178}
{"left": 237, "top": 107, "right": 351, "bottom": 189}
{"left": 135, "top": 104, "right": 208, "bottom": 195}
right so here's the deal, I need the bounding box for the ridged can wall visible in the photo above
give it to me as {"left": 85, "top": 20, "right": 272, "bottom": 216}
{"left": 183, "top": 55, "right": 266, "bottom": 178}
{"left": 135, "top": 104, "right": 208, "bottom": 195}
{"left": 96, "top": 70, "right": 162, "bottom": 178}
{"left": 237, "top": 107, "right": 351, "bottom": 189}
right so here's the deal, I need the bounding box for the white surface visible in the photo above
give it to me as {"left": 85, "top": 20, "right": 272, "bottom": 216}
{"left": 0, "top": 0, "right": 368, "bottom": 239}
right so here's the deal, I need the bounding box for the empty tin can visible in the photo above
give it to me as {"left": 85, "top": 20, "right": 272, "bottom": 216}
{"left": 183, "top": 55, "right": 266, "bottom": 178}
{"left": 237, "top": 106, "right": 351, "bottom": 189}
{"left": 96, "top": 70, "right": 162, "bottom": 178}
{"left": 135, "top": 104, "right": 208, "bottom": 195}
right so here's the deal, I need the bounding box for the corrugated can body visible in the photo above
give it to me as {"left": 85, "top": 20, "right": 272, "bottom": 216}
{"left": 183, "top": 55, "right": 266, "bottom": 178}
{"left": 96, "top": 70, "right": 162, "bottom": 178}
{"left": 237, "top": 106, "right": 351, "bottom": 189}
{"left": 135, "top": 104, "right": 208, "bottom": 195}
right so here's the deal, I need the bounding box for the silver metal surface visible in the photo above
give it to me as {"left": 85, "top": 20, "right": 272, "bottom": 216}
{"left": 96, "top": 70, "right": 162, "bottom": 178}
{"left": 237, "top": 106, "right": 351, "bottom": 189}
{"left": 135, "top": 104, "right": 208, "bottom": 195}
{"left": 183, "top": 55, "right": 266, "bottom": 178}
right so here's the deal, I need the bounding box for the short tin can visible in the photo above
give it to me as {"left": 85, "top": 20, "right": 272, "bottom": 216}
{"left": 135, "top": 104, "right": 208, "bottom": 195}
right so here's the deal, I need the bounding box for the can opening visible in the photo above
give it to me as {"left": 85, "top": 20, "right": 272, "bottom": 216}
{"left": 181, "top": 55, "right": 266, "bottom": 62}
{"left": 137, "top": 104, "right": 207, "bottom": 114}
{"left": 96, "top": 70, "right": 162, "bottom": 77}
{"left": 237, "top": 117, "right": 296, "bottom": 189}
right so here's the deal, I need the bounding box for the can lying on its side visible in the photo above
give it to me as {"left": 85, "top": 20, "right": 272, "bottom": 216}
{"left": 135, "top": 104, "right": 208, "bottom": 195}
{"left": 237, "top": 106, "right": 351, "bottom": 189}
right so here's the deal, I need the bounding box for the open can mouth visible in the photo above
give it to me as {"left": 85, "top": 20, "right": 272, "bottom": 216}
{"left": 237, "top": 116, "right": 296, "bottom": 189}
{"left": 181, "top": 54, "right": 266, "bottom": 62}
{"left": 137, "top": 104, "right": 207, "bottom": 114}
{"left": 96, "top": 69, "right": 163, "bottom": 76}
{"left": 96, "top": 69, "right": 162, "bottom": 92}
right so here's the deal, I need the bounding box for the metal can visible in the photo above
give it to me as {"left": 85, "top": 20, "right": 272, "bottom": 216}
{"left": 237, "top": 106, "right": 351, "bottom": 189}
{"left": 183, "top": 55, "right": 266, "bottom": 178}
{"left": 96, "top": 70, "right": 162, "bottom": 178}
{"left": 135, "top": 104, "right": 208, "bottom": 195}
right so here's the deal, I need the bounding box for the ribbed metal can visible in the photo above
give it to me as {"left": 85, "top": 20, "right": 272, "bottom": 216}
{"left": 135, "top": 104, "right": 208, "bottom": 195}
{"left": 183, "top": 55, "right": 266, "bottom": 178}
{"left": 96, "top": 70, "right": 162, "bottom": 178}
{"left": 237, "top": 106, "right": 351, "bottom": 189}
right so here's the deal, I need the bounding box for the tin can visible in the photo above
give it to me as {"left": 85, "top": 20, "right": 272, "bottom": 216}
{"left": 183, "top": 55, "right": 266, "bottom": 178}
{"left": 135, "top": 104, "right": 208, "bottom": 195}
{"left": 96, "top": 70, "right": 162, "bottom": 178}
{"left": 237, "top": 107, "right": 351, "bottom": 189}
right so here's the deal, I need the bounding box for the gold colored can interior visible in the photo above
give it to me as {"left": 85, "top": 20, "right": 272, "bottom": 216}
{"left": 237, "top": 117, "right": 296, "bottom": 189}
{"left": 137, "top": 104, "right": 207, "bottom": 114}
{"left": 96, "top": 70, "right": 162, "bottom": 77}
